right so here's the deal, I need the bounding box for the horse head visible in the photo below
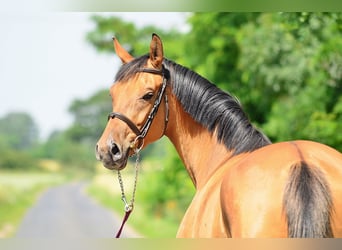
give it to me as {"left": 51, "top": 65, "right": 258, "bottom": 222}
{"left": 95, "top": 34, "right": 169, "bottom": 170}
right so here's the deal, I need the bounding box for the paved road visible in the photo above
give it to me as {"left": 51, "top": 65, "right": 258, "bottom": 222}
{"left": 15, "top": 182, "right": 140, "bottom": 238}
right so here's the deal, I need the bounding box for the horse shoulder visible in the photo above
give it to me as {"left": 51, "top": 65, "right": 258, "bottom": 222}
{"left": 177, "top": 170, "right": 233, "bottom": 238}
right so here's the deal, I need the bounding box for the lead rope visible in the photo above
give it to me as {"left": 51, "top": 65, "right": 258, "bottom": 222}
{"left": 115, "top": 150, "right": 140, "bottom": 238}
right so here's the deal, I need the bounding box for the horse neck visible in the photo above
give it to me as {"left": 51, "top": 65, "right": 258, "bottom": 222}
{"left": 164, "top": 93, "right": 233, "bottom": 189}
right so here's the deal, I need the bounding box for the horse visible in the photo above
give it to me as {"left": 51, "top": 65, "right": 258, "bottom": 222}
{"left": 95, "top": 33, "right": 342, "bottom": 238}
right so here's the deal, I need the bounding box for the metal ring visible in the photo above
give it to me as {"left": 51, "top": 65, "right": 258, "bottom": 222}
{"left": 125, "top": 203, "right": 133, "bottom": 212}
{"left": 130, "top": 135, "right": 144, "bottom": 154}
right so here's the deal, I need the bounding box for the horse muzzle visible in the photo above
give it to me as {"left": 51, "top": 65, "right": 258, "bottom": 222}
{"left": 95, "top": 142, "right": 129, "bottom": 171}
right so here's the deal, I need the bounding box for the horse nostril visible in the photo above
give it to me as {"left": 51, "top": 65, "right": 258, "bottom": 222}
{"left": 111, "top": 143, "right": 121, "bottom": 157}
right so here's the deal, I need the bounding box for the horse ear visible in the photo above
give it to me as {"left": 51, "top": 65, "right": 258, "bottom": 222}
{"left": 149, "top": 33, "right": 164, "bottom": 69}
{"left": 113, "top": 37, "right": 134, "bottom": 64}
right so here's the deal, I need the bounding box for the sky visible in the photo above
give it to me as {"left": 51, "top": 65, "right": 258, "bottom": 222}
{"left": 0, "top": 12, "right": 189, "bottom": 140}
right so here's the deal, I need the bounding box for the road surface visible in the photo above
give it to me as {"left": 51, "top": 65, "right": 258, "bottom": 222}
{"left": 15, "top": 182, "right": 140, "bottom": 238}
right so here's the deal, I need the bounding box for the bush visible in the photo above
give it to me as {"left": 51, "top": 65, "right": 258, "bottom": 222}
{"left": 0, "top": 148, "right": 39, "bottom": 171}
{"left": 139, "top": 140, "right": 195, "bottom": 223}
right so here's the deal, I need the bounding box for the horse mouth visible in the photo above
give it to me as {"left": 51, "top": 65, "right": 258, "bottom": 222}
{"left": 102, "top": 159, "right": 127, "bottom": 171}
{"left": 101, "top": 149, "right": 130, "bottom": 171}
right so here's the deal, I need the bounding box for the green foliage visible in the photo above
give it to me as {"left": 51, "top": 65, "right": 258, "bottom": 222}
{"left": 0, "top": 148, "right": 38, "bottom": 171}
{"left": 34, "top": 130, "right": 96, "bottom": 174}
{"left": 139, "top": 140, "right": 194, "bottom": 222}
{"left": 0, "top": 112, "right": 39, "bottom": 151}
{"left": 67, "top": 89, "right": 111, "bottom": 144}
{"left": 86, "top": 16, "right": 137, "bottom": 53}
{"left": 32, "top": 90, "right": 113, "bottom": 174}
{"left": 184, "top": 13, "right": 342, "bottom": 151}
{"left": 185, "top": 13, "right": 259, "bottom": 86}
{"left": 0, "top": 112, "right": 40, "bottom": 170}
{"left": 236, "top": 13, "right": 342, "bottom": 128}
{"left": 248, "top": 13, "right": 342, "bottom": 150}
{"left": 86, "top": 15, "right": 186, "bottom": 63}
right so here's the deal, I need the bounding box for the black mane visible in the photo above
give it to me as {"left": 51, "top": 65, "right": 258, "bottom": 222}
{"left": 115, "top": 55, "right": 271, "bottom": 155}
{"left": 115, "top": 54, "right": 150, "bottom": 82}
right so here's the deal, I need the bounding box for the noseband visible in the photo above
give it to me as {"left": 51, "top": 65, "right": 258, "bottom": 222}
{"left": 108, "top": 66, "right": 169, "bottom": 150}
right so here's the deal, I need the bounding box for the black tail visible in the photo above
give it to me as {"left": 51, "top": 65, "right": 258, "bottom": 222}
{"left": 283, "top": 161, "right": 334, "bottom": 237}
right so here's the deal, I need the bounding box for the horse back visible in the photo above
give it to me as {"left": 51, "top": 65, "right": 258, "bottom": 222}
{"left": 220, "top": 140, "right": 342, "bottom": 237}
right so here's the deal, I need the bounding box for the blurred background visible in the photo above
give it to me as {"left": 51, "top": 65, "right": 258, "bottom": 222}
{"left": 0, "top": 12, "right": 341, "bottom": 238}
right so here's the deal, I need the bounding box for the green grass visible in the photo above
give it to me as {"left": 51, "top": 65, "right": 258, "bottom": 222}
{"left": 0, "top": 171, "right": 66, "bottom": 237}
{"left": 86, "top": 166, "right": 180, "bottom": 238}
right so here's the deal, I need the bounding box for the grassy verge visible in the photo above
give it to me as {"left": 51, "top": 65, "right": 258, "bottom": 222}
{"left": 0, "top": 171, "right": 66, "bottom": 237}
{"left": 86, "top": 163, "right": 180, "bottom": 238}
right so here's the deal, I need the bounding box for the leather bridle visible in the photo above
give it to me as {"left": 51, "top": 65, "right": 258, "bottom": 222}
{"left": 107, "top": 66, "right": 169, "bottom": 151}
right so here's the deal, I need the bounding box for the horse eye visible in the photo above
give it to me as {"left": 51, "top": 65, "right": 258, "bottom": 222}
{"left": 142, "top": 92, "right": 154, "bottom": 101}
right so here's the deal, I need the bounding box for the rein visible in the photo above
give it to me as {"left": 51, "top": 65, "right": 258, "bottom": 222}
{"left": 109, "top": 66, "right": 169, "bottom": 238}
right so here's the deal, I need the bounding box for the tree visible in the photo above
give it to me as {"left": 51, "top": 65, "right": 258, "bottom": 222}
{"left": 236, "top": 13, "right": 342, "bottom": 149}
{"left": 139, "top": 139, "right": 195, "bottom": 221}
{"left": 184, "top": 13, "right": 342, "bottom": 150}
{"left": 66, "top": 89, "right": 111, "bottom": 144}
{"left": 86, "top": 15, "right": 187, "bottom": 63}
{"left": 0, "top": 112, "right": 39, "bottom": 150}
{"left": 184, "top": 13, "right": 260, "bottom": 86}
{"left": 0, "top": 112, "right": 39, "bottom": 170}
{"left": 31, "top": 90, "right": 111, "bottom": 174}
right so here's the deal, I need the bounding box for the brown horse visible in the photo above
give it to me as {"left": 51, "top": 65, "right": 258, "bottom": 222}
{"left": 96, "top": 34, "right": 342, "bottom": 238}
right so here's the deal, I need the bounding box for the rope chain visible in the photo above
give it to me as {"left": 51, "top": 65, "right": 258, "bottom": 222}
{"left": 117, "top": 150, "right": 140, "bottom": 212}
